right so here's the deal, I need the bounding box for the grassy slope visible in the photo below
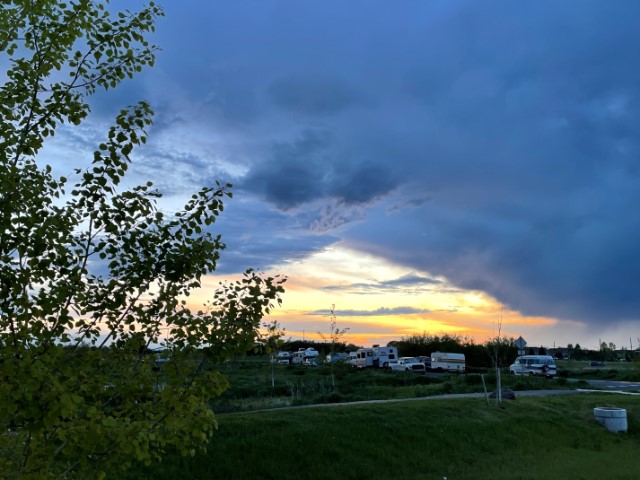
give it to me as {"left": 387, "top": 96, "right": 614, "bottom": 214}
{"left": 118, "top": 393, "right": 640, "bottom": 480}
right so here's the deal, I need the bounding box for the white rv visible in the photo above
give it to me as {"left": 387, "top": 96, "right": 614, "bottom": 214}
{"left": 354, "top": 345, "right": 398, "bottom": 368}
{"left": 291, "top": 348, "right": 320, "bottom": 365}
{"left": 430, "top": 352, "right": 466, "bottom": 373}
{"left": 347, "top": 351, "right": 358, "bottom": 367}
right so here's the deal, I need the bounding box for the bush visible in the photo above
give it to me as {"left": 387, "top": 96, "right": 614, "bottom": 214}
{"left": 314, "top": 392, "right": 348, "bottom": 404}
{"left": 439, "top": 382, "right": 454, "bottom": 394}
{"left": 464, "top": 374, "right": 484, "bottom": 385}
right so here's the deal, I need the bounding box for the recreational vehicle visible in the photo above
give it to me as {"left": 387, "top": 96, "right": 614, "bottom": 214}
{"left": 354, "top": 345, "right": 398, "bottom": 368}
{"left": 291, "top": 348, "right": 320, "bottom": 365}
{"left": 430, "top": 352, "right": 466, "bottom": 373}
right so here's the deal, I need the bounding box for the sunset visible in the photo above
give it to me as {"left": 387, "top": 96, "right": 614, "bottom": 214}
{"left": 3, "top": 2, "right": 640, "bottom": 478}
{"left": 34, "top": 0, "right": 639, "bottom": 352}
{"left": 197, "top": 244, "right": 582, "bottom": 349}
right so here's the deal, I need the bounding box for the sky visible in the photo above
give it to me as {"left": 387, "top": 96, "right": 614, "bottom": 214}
{"left": 43, "top": 0, "right": 640, "bottom": 350}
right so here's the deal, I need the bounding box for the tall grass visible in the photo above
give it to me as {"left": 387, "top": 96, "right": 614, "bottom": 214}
{"left": 116, "top": 393, "right": 640, "bottom": 480}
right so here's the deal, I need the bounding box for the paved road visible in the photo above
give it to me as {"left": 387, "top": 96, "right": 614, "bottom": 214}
{"left": 224, "top": 379, "right": 640, "bottom": 415}
{"left": 230, "top": 389, "right": 588, "bottom": 415}
{"left": 583, "top": 379, "right": 640, "bottom": 391}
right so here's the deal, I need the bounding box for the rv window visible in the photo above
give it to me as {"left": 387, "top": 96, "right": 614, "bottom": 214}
{"left": 389, "top": 354, "right": 395, "bottom": 359}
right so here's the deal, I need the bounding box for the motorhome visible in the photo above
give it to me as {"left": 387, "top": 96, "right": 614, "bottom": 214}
{"left": 354, "top": 345, "right": 398, "bottom": 368}
{"left": 509, "top": 355, "right": 556, "bottom": 378}
{"left": 291, "top": 348, "right": 320, "bottom": 365}
{"left": 347, "top": 351, "right": 358, "bottom": 367}
{"left": 430, "top": 352, "right": 466, "bottom": 373}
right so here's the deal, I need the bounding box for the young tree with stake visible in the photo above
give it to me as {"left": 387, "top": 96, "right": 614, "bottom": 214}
{"left": 318, "top": 305, "right": 349, "bottom": 387}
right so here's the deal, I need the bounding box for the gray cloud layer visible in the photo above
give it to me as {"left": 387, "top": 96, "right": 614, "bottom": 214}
{"left": 80, "top": 0, "right": 640, "bottom": 332}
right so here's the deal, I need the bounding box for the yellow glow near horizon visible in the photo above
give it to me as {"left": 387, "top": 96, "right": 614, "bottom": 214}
{"left": 190, "top": 244, "right": 560, "bottom": 347}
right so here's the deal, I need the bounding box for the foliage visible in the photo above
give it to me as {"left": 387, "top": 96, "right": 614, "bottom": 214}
{"left": 0, "top": 2, "right": 285, "bottom": 478}
{"left": 394, "top": 332, "right": 501, "bottom": 368}
{"left": 395, "top": 332, "right": 467, "bottom": 357}
{"left": 262, "top": 319, "right": 287, "bottom": 354}
{"left": 484, "top": 336, "right": 518, "bottom": 367}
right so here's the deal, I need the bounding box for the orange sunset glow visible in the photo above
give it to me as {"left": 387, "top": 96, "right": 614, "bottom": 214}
{"left": 196, "top": 245, "right": 561, "bottom": 348}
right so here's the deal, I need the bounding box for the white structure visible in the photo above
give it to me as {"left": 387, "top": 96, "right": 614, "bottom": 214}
{"left": 509, "top": 355, "right": 556, "bottom": 378}
{"left": 430, "top": 352, "right": 466, "bottom": 373}
{"left": 347, "top": 351, "right": 358, "bottom": 366}
{"left": 354, "top": 345, "right": 398, "bottom": 368}
{"left": 291, "top": 348, "right": 320, "bottom": 365}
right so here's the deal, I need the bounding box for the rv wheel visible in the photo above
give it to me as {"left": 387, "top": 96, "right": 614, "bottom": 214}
{"left": 383, "top": 362, "right": 389, "bottom": 368}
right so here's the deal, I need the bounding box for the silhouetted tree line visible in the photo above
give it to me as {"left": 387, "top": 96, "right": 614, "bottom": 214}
{"left": 267, "top": 340, "right": 361, "bottom": 355}
{"left": 389, "top": 332, "right": 519, "bottom": 369}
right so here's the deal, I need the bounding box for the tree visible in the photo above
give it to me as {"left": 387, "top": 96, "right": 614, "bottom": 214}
{"left": 0, "top": 2, "right": 285, "bottom": 478}
{"left": 263, "top": 319, "right": 287, "bottom": 388}
{"left": 318, "top": 305, "right": 349, "bottom": 387}
{"left": 485, "top": 308, "right": 513, "bottom": 404}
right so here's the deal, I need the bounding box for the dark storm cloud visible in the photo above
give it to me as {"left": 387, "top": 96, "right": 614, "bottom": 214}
{"left": 78, "top": 0, "right": 640, "bottom": 334}
{"left": 240, "top": 128, "right": 399, "bottom": 209}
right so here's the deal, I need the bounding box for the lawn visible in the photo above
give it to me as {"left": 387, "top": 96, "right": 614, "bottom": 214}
{"left": 115, "top": 393, "right": 640, "bottom": 480}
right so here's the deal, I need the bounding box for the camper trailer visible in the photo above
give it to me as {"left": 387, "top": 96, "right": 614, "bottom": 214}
{"left": 354, "top": 345, "right": 398, "bottom": 368}
{"left": 430, "top": 352, "right": 466, "bottom": 373}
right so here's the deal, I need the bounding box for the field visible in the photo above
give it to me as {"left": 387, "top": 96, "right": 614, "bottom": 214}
{"left": 106, "top": 356, "right": 640, "bottom": 479}
{"left": 556, "top": 359, "right": 640, "bottom": 380}
{"left": 209, "top": 357, "right": 589, "bottom": 413}
{"left": 117, "top": 392, "right": 640, "bottom": 480}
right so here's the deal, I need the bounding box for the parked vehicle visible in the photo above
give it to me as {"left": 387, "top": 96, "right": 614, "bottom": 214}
{"left": 418, "top": 356, "right": 431, "bottom": 369}
{"left": 354, "top": 345, "right": 398, "bottom": 368}
{"left": 390, "top": 357, "right": 426, "bottom": 373}
{"left": 326, "top": 352, "right": 349, "bottom": 364}
{"left": 291, "top": 348, "right": 320, "bottom": 365}
{"left": 272, "top": 351, "right": 291, "bottom": 365}
{"left": 430, "top": 352, "right": 466, "bottom": 373}
{"left": 509, "top": 355, "right": 556, "bottom": 378}
{"left": 347, "top": 351, "right": 358, "bottom": 367}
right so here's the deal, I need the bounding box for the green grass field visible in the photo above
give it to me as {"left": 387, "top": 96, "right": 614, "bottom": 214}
{"left": 116, "top": 393, "right": 640, "bottom": 480}
{"left": 209, "top": 357, "right": 586, "bottom": 413}
{"left": 556, "top": 359, "right": 640, "bottom": 381}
